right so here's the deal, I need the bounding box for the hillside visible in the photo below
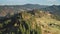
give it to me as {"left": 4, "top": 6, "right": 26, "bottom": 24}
{"left": 41, "top": 5, "right": 60, "bottom": 21}
{"left": 0, "top": 4, "right": 60, "bottom": 17}
{"left": 0, "top": 9, "right": 60, "bottom": 34}
{"left": 0, "top": 4, "right": 48, "bottom": 17}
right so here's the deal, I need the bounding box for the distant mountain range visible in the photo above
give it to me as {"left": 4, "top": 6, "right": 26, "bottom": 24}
{"left": 0, "top": 4, "right": 48, "bottom": 10}
{"left": 0, "top": 4, "right": 60, "bottom": 17}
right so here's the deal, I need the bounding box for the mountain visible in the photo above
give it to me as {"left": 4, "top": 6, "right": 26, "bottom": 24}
{"left": 20, "top": 4, "right": 48, "bottom": 9}
{"left": 41, "top": 5, "right": 60, "bottom": 14}
{"left": 40, "top": 5, "right": 60, "bottom": 20}
{"left": 0, "top": 4, "right": 60, "bottom": 21}
{"left": 0, "top": 4, "right": 48, "bottom": 9}
{"left": 0, "top": 4, "right": 49, "bottom": 17}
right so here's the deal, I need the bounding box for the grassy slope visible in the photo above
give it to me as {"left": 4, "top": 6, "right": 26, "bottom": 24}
{"left": 34, "top": 11, "right": 60, "bottom": 34}
{"left": 21, "top": 10, "right": 60, "bottom": 34}
{"left": 0, "top": 10, "right": 60, "bottom": 34}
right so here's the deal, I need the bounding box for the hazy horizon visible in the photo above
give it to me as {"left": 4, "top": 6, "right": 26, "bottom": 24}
{"left": 0, "top": 0, "right": 60, "bottom": 5}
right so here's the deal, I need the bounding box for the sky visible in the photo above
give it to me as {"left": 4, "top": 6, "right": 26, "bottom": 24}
{"left": 0, "top": 0, "right": 60, "bottom": 5}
